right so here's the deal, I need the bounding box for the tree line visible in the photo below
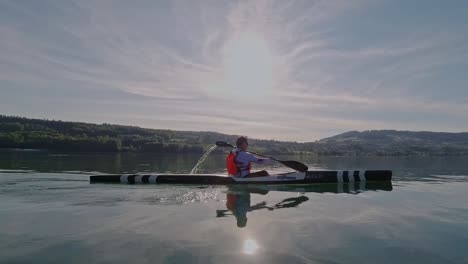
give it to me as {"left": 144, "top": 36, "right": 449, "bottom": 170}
{"left": 0, "top": 116, "right": 204, "bottom": 153}
{"left": 2, "top": 115, "right": 468, "bottom": 155}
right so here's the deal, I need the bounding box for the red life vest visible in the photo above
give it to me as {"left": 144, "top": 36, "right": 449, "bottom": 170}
{"left": 226, "top": 193, "right": 237, "bottom": 210}
{"left": 226, "top": 150, "right": 251, "bottom": 176}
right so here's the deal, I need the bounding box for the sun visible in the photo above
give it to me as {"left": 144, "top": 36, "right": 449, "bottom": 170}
{"left": 222, "top": 31, "right": 274, "bottom": 98}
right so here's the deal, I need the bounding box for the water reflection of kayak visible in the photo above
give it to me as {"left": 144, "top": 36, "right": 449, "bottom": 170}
{"left": 216, "top": 182, "right": 392, "bottom": 228}
{"left": 227, "top": 181, "right": 393, "bottom": 194}
{"left": 90, "top": 170, "right": 392, "bottom": 185}
{"left": 217, "top": 186, "right": 312, "bottom": 228}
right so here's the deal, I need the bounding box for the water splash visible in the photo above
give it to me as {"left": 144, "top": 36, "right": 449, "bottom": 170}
{"left": 190, "top": 145, "right": 218, "bottom": 174}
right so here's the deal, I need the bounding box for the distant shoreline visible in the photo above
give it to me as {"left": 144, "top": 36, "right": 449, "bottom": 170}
{"left": 1, "top": 115, "right": 468, "bottom": 156}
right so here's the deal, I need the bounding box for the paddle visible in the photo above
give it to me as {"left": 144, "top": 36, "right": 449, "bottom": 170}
{"left": 215, "top": 141, "right": 308, "bottom": 172}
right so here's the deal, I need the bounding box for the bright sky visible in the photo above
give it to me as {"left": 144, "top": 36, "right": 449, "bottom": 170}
{"left": 1, "top": 0, "right": 467, "bottom": 141}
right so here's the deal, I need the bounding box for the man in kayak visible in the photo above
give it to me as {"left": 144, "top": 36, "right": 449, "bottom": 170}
{"left": 227, "top": 136, "right": 271, "bottom": 177}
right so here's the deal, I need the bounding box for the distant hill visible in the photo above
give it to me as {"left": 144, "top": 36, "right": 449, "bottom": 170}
{"left": 1, "top": 115, "right": 468, "bottom": 156}
{"left": 316, "top": 130, "right": 468, "bottom": 156}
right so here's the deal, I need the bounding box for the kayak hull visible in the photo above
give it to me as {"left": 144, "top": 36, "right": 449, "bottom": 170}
{"left": 90, "top": 170, "right": 392, "bottom": 185}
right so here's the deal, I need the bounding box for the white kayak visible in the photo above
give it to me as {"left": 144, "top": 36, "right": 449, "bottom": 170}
{"left": 90, "top": 170, "right": 392, "bottom": 185}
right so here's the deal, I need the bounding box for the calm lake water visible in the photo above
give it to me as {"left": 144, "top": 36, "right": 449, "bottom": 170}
{"left": 1, "top": 150, "right": 467, "bottom": 264}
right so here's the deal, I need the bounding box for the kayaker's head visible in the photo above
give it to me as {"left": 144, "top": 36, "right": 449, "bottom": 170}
{"left": 237, "top": 217, "right": 247, "bottom": 228}
{"left": 236, "top": 136, "right": 249, "bottom": 151}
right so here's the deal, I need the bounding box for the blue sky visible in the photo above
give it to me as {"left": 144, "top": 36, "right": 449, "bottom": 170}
{"left": 1, "top": 0, "right": 467, "bottom": 141}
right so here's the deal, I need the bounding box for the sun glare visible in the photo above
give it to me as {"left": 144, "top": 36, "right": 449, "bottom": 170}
{"left": 242, "top": 239, "right": 259, "bottom": 255}
{"left": 222, "top": 31, "right": 274, "bottom": 97}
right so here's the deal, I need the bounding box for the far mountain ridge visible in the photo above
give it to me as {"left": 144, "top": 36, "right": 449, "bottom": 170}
{"left": 312, "top": 130, "right": 468, "bottom": 156}
{"left": 318, "top": 130, "right": 468, "bottom": 144}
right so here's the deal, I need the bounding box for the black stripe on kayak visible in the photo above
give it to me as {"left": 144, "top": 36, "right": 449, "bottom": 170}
{"left": 353, "top": 171, "right": 360, "bottom": 182}
{"left": 126, "top": 175, "right": 135, "bottom": 184}
{"left": 142, "top": 175, "right": 150, "bottom": 183}
{"left": 343, "top": 171, "right": 349, "bottom": 182}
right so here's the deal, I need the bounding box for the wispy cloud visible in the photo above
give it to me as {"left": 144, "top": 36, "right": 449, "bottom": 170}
{"left": 1, "top": 0, "right": 467, "bottom": 140}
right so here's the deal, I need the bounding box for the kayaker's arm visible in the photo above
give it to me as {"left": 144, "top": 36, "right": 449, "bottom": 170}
{"left": 242, "top": 152, "right": 272, "bottom": 165}
{"left": 252, "top": 157, "right": 270, "bottom": 164}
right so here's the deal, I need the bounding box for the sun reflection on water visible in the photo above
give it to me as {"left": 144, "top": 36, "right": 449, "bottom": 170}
{"left": 242, "top": 239, "right": 259, "bottom": 255}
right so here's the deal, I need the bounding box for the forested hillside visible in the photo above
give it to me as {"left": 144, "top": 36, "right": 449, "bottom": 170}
{"left": 2, "top": 115, "right": 468, "bottom": 156}
{"left": 316, "top": 130, "right": 468, "bottom": 156}
{"left": 0, "top": 115, "right": 298, "bottom": 154}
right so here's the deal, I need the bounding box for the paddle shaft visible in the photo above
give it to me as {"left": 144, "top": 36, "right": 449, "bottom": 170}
{"left": 250, "top": 151, "right": 308, "bottom": 172}
{"left": 246, "top": 150, "right": 278, "bottom": 162}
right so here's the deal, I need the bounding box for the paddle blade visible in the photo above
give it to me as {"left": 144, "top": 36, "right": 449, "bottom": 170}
{"left": 215, "top": 141, "right": 235, "bottom": 148}
{"left": 278, "top": 160, "right": 308, "bottom": 172}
